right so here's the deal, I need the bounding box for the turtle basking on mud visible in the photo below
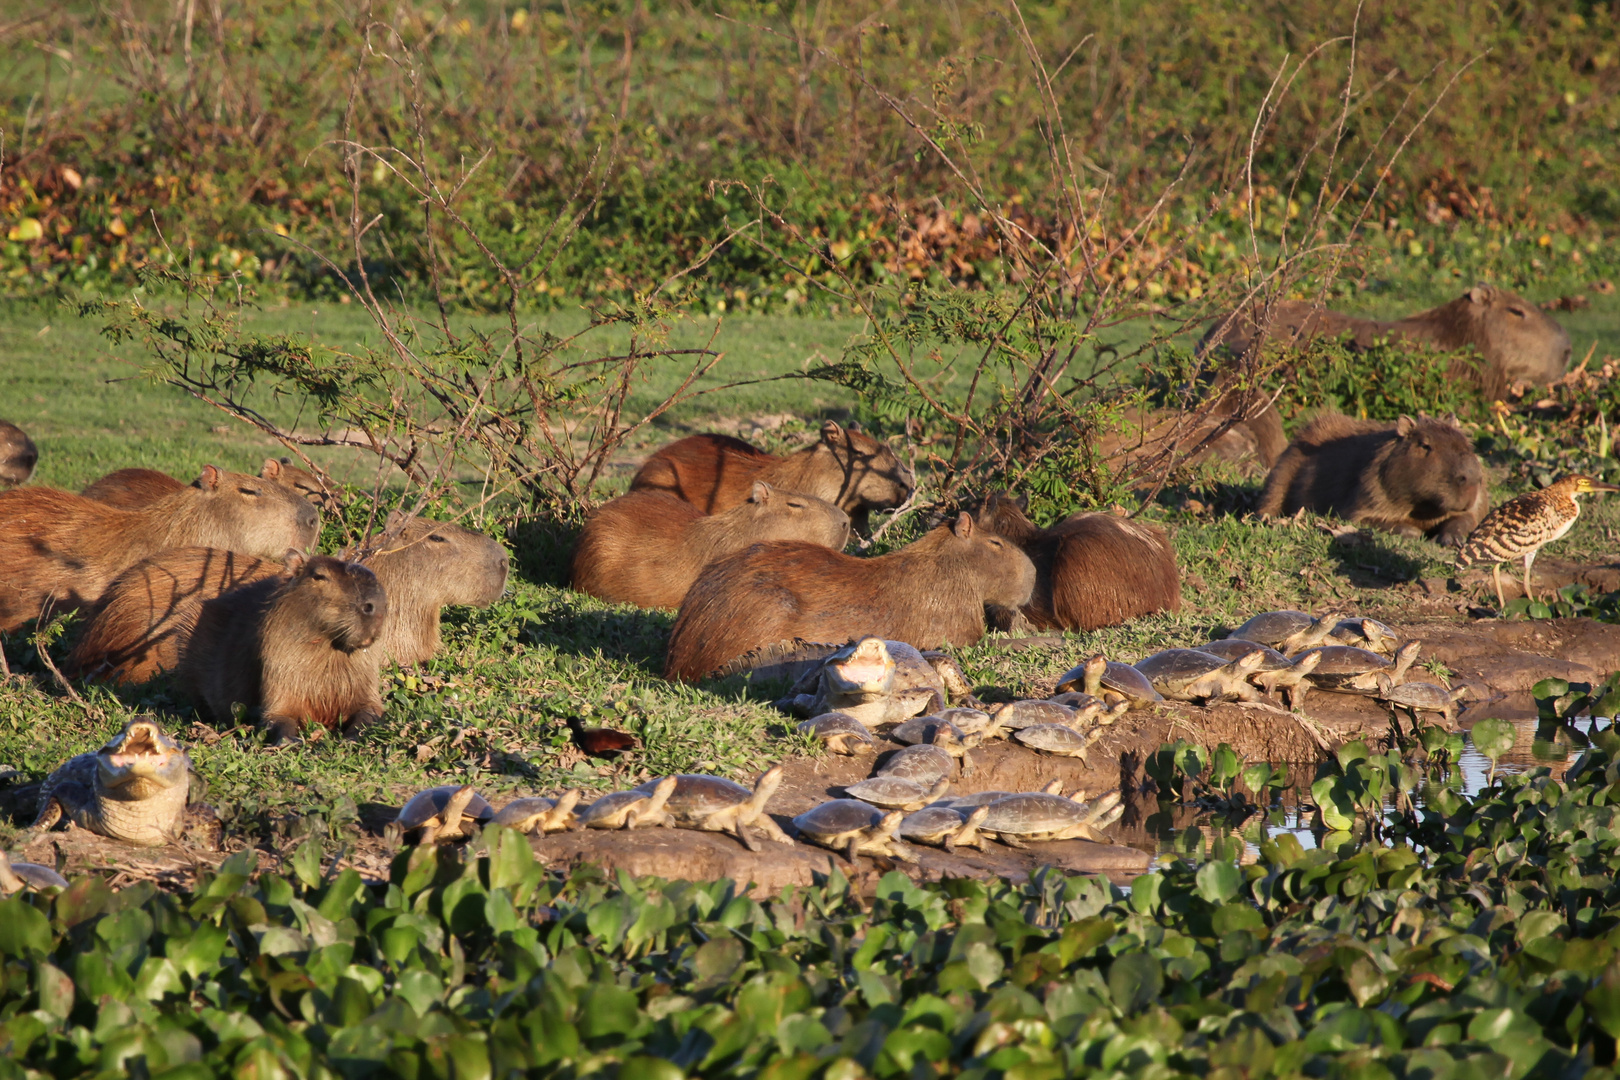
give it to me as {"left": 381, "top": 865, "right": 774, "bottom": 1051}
{"left": 390, "top": 785, "right": 495, "bottom": 844}
{"left": 634, "top": 766, "right": 794, "bottom": 851}
{"left": 878, "top": 741, "right": 958, "bottom": 785}
{"left": 900, "top": 804, "right": 990, "bottom": 852}
{"left": 31, "top": 717, "right": 217, "bottom": 849}
{"left": 797, "top": 712, "right": 875, "bottom": 755}
{"left": 492, "top": 790, "right": 582, "bottom": 835}
{"left": 1227, "top": 610, "right": 1343, "bottom": 654}
{"left": 0, "top": 850, "right": 69, "bottom": 894}
{"left": 978, "top": 789, "right": 1125, "bottom": 848}
{"left": 578, "top": 776, "right": 678, "bottom": 830}
{"left": 792, "top": 799, "right": 916, "bottom": 863}
{"left": 778, "top": 637, "right": 966, "bottom": 727}
{"left": 1375, "top": 673, "right": 1468, "bottom": 724}
{"left": 890, "top": 715, "right": 966, "bottom": 746}
{"left": 1054, "top": 654, "right": 1163, "bottom": 708}
{"left": 1198, "top": 639, "right": 1323, "bottom": 708}
{"left": 989, "top": 699, "right": 1077, "bottom": 731}
{"left": 1298, "top": 640, "right": 1422, "bottom": 701}
{"left": 1134, "top": 648, "right": 1266, "bottom": 704}
{"left": 1329, "top": 617, "right": 1402, "bottom": 655}
{"left": 842, "top": 775, "right": 951, "bottom": 811}
{"left": 1013, "top": 723, "right": 1108, "bottom": 761}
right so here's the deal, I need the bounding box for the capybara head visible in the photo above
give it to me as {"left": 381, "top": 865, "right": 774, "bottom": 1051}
{"left": 944, "top": 511, "right": 1037, "bottom": 609}
{"left": 369, "top": 510, "right": 510, "bottom": 608}
{"left": 268, "top": 457, "right": 338, "bottom": 510}
{"left": 1379, "top": 416, "right": 1485, "bottom": 517}
{"left": 731, "top": 481, "right": 852, "bottom": 550}
{"left": 1446, "top": 284, "right": 1570, "bottom": 389}
{"left": 186, "top": 464, "right": 321, "bottom": 555}
{"left": 0, "top": 420, "right": 38, "bottom": 486}
{"left": 814, "top": 421, "right": 914, "bottom": 517}
{"left": 277, "top": 552, "right": 388, "bottom": 652}
{"left": 976, "top": 492, "right": 1039, "bottom": 543}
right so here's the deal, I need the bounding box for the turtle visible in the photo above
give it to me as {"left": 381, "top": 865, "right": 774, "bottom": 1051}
{"left": 1047, "top": 691, "right": 1099, "bottom": 709}
{"left": 1133, "top": 648, "right": 1266, "bottom": 703}
{"left": 390, "top": 784, "right": 495, "bottom": 844}
{"left": 1375, "top": 673, "right": 1468, "bottom": 724}
{"left": 989, "top": 700, "right": 1077, "bottom": 731}
{"left": 1200, "top": 639, "right": 1324, "bottom": 709}
{"left": 778, "top": 638, "right": 947, "bottom": 727}
{"left": 791, "top": 799, "right": 916, "bottom": 863}
{"left": 899, "top": 804, "right": 990, "bottom": 851}
{"left": 31, "top": 717, "right": 217, "bottom": 849}
{"left": 890, "top": 716, "right": 966, "bottom": 746}
{"left": 492, "top": 790, "right": 583, "bottom": 834}
{"left": 798, "top": 712, "right": 875, "bottom": 755}
{"left": 634, "top": 766, "right": 795, "bottom": 850}
{"left": 1328, "top": 617, "right": 1402, "bottom": 655}
{"left": 978, "top": 789, "right": 1125, "bottom": 849}
{"left": 0, "top": 850, "right": 69, "bottom": 895}
{"left": 877, "top": 742, "right": 957, "bottom": 785}
{"left": 1013, "top": 723, "right": 1107, "bottom": 761}
{"left": 937, "top": 778, "right": 1065, "bottom": 811}
{"left": 938, "top": 707, "right": 996, "bottom": 735}
{"left": 1299, "top": 640, "right": 1422, "bottom": 699}
{"left": 578, "top": 776, "right": 678, "bottom": 830}
{"left": 843, "top": 775, "right": 951, "bottom": 811}
{"left": 1227, "top": 610, "right": 1343, "bottom": 654}
{"left": 1054, "top": 654, "right": 1163, "bottom": 708}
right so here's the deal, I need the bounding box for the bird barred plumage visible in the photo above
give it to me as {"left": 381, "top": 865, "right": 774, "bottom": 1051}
{"left": 1455, "top": 473, "right": 1619, "bottom": 608}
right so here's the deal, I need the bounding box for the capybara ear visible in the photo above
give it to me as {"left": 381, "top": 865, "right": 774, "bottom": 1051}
{"left": 283, "top": 549, "right": 308, "bottom": 574}
{"left": 381, "top": 508, "right": 408, "bottom": 536}
{"left": 260, "top": 458, "right": 283, "bottom": 481}
{"left": 1014, "top": 491, "right": 1030, "bottom": 511}
{"left": 198, "top": 465, "right": 223, "bottom": 491}
{"left": 820, "top": 420, "right": 845, "bottom": 445}
{"left": 1395, "top": 415, "right": 1416, "bottom": 438}
{"left": 1467, "top": 284, "right": 1494, "bottom": 306}
{"left": 952, "top": 512, "right": 975, "bottom": 539}
{"left": 748, "top": 481, "right": 772, "bottom": 504}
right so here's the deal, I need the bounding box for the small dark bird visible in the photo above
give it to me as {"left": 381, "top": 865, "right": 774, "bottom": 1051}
{"left": 567, "top": 715, "right": 641, "bottom": 758}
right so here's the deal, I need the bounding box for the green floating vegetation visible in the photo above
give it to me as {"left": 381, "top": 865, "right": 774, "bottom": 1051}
{"left": 8, "top": 729, "right": 1620, "bottom": 1078}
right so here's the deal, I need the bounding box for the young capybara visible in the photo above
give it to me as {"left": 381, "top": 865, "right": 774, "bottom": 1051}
{"left": 664, "top": 512, "right": 1036, "bottom": 682}
{"left": 1203, "top": 285, "right": 1570, "bottom": 400}
{"left": 1258, "top": 413, "right": 1488, "bottom": 546}
{"left": 571, "top": 482, "right": 851, "bottom": 609}
{"left": 0, "top": 466, "right": 320, "bottom": 632}
{"left": 69, "top": 513, "right": 509, "bottom": 682}
{"left": 979, "top": 493, "right": 1182, "bottom": 631}
{"left": 630, "top": 421, "right": 914, "bottom": 528}
{"left": 82, "top": 457, "right": 335, "bottom": 510}
{"left": 0, "top": 420, "right": 37, "bottom": 486}
{"left": 179, "top": 552, "right": 388, "bottom": 743}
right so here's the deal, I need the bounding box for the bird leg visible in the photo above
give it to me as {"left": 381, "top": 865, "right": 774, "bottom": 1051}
{"left": 1523, "top": 551, "right": 1538, "bottom": 604}
{"left": 1492, "top": 563, "right": 1506, "bottom": 612}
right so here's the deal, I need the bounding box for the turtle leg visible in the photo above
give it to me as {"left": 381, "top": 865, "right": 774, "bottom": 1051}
{"left": 886, "top": 840, "right": 919, "bottom": 864}
{"left": 732, "top": 819, "right": 761, "bottom": 853}
{"left": 419, "top": 823, "right": 442, "bottom": 845}
{"left": 845, "top": 836, "right": 862, "bottom": 864}
{"left": 755, "top": 815, "right": 795, "bottom": 846}
{"left": 999, "top": 833, "right": 1029, "bottom": 850}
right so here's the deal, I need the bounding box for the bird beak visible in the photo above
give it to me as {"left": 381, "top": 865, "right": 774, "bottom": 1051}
{"left": 1595, "top": 481, "right": 1620, "bottom": 493}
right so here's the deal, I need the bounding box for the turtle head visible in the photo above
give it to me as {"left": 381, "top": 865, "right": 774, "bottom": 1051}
{"left": 1233, "top": 648, "right": 1267, "bottom": 674}
{"left": 1289, "top": 650, "right": 1324, "bottom": 677}
{"left": 751, "top": 764, "right": 785, "bottom": 813}
{"left": 1392, "top": 640, "right": 1423, "bottom": 680}
{"left": 1082, "top": 653, "right": 1108, "bottom": 695}
{"left": 96, "top": 717, "right": 189, "bottom": 797}
{"left": 1042, "top": 778, "right": 1067, "bottom": 795}
{"left": 875, "top": 810, "right": 906, "bottom": 838}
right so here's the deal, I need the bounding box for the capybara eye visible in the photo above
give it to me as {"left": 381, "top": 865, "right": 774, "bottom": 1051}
{"left": 429, "top": 533, "right": 449, "bottom": 543}
{"left": 1508, "top": 307, "right": 1526, "bottom": 318}
{"left": 361, "top": 602, "right": 376, "bottom": 615}
{"left": 238, "top": 487, "right": 259, "bottom": 496}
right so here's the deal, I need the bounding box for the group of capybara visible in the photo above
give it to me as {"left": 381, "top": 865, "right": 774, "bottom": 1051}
{"left": 0, "top": 282, "right": 1583, "bottom": 741}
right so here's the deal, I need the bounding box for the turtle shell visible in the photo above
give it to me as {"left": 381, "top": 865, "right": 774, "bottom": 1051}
{"left": 634, "top": 774, "right": 750, "bottom": 823}
{"left": 395, "top": 785, "right": 495, "bottom": 830}
{"left": 1228, "top": 610, "right": 1316, "bottom": 647}
{"left": 798, "top": 712, "right": 873, "bottom": 744}
{"left": 1133, "top": 648, "right": 1233, "bottom": 693}
{"left": 991, "top": 700, "right": 1077, "bottom": 730}
{"left": 492, "top": 796, "right": 558, "bottom": 827}
{"left": 1047, "top": 691, "right": 1098, "bottom": 709}
{"left": 890, "top": 717, "right": 965, "bottom": 746}
{"left": 844, "top": 776, "right": 940, "bottom": 810}
{"left": 899, "top": 806, "right": 967, "bottom": 844}
{"left": 1053, "top": 657, "right": 1163, "bottom": 703}
{"left": 792, "top": 798, "right": 883, "bottom": 840}
{"left": 938, "top": 707, "right": 994, "bottom": 734}
{"left": 1299, "top": 645, "right": 1391, "bottom": 691}
{"left": 1382, "top": 681, "right": 1459, "bottom": 709}
{"left": 1013, "top": 724, "right": 1094, "bottom": 755}
{"left": 578, "top": 790, "right": 652, "bottom": 828}
{"left": 878, "top": 744, "right": 955, "bottom": 784}
{"left": 980, "top": 793, "right": 1090, "bottom": 835}
{"left": 1198, "top": 639, "right": 1292, "bottom": 671}
{"left": 0, "top": 853, "right": 68, "bottom": 892}
{"left": 937, "top": 790, "right": 1017, "bottom": 809}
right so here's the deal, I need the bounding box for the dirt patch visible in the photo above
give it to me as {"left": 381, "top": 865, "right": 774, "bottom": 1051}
{"left": 1396, "top": 616, "right": 1620, "bottom": 694}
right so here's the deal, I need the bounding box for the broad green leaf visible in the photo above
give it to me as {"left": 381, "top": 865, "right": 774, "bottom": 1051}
{"left": 1107, "top": 952, "right": 1163, "bottom": 1014}
{"left": 1472, "top": 717, "right": 1516, "bottom": 761}
{"left": 1195, "top": 860, "right": 1242, "bottom": 904}
{"left": 0, "top": 898, "right": 52, "bottom": 957}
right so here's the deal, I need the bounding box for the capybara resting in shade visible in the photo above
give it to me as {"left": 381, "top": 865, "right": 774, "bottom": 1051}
{"left": 664, "top": 512, "right": 1036, "bottom": 682}
{"left": 0, "top": 466, "right": 320, "bottom": 632}
{"left": 69, "top": 513, "right": 508, "bottom": 682}
{"left": 1202, "top": 285, "right": 1571, "bottom": 400}
{"left": 178, "top": 553, "right": 387, "bottom": 743}
{"left": 0, "top": 420, "right": 37, "bottom": 486}
{"left": 979, "top": 493, "right": 1181, "bottom": 631}
{"left": 630, "top": 421, "right": 914, "bottom": 528}
{"left": 571, "top": 483, "right": 850, "bottom": 610}
{"left": 1258, "top": 413, "right": 1488, "bottom": 546}
{"left": 82, "top": 457, "right": 335, "bottom": 510}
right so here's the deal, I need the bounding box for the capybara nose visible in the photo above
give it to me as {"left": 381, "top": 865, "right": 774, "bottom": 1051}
{"left": 299, "top": 504, "right": 319, "bottom": 530}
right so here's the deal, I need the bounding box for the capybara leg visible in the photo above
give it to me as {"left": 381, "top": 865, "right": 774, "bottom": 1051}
{"left": 262, "top": 715, "right": 304, "bottom": 745}
{"left": 341, "top": 709, "right": 384, "bottom": 741}
{"left": 1431, "top": 516, "right": 1475, "bottom": 548}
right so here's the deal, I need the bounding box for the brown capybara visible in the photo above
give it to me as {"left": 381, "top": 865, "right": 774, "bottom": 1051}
{"left": 979, "top": 493, "right": 1182, "bottom": 632}
{"left": 0, "top": 420, "right": 37, "bottom": 486}
{"left": 69, "top": 513, "right": 509, "bottom": 682}
{"left": 0, "top": 466, "right": 320, "bottom": 632}
{"left": 1203, "top": 285, "right": 1570, "bottom": 400}
{"left": 179, "top": 552, "right": 387, "bottom": 743}
{"left": 571, "top": 483, "right": 851, "bottom": 610}
{"left": 82, "top": 457, "right": 334, "bottom": 510}
{"left": 1258, "top": 413, "right": 1488, "bottom": 546}
{"left": 1101, "top": 393, "right": 1287, "bottom": 472}
{"left": 664, "top": 512, "right": 1036, "bottom": 682}
{"left": 630, "top": 421, "right": 914, "bottom": 529}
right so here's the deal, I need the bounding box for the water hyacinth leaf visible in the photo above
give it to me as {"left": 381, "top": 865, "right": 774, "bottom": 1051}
{"left": 1107, "top": 952, "right": 1163, "bottom": 1014}
{"left": 35, "top": 962, "right": 74, "bottom": 1020}
{"left": 1128, "top": 873, "right": 1162, "bottom": 914}
{"left": 1210, "top": 743, "right": 1240, "bottom": 789}
{"left": 1335, "top": 740, "right": 1370, "bottom": 771}
{"left": 1173, "top": 741, "right": 1208, "bottom": 781}
{"left": 0, "top": 898, "right": 54, "bottom": 957}
{"left": 291, "top": 838, "right": 323, "bottom": 890}
{"left": 52, "top": 874, "right": 112, "bottom": 929}
{"left": 1311, "top": 778, "right": 1357, "bottom": 832}
{"left": 1195, "top": 859, "right": 1242, "bottom": 904}
{"left": 1241, "top": 761, "right": 1274, "bottom": 796}
{"left": 620, "top": 1055, "right": 685, "bottom": 1080}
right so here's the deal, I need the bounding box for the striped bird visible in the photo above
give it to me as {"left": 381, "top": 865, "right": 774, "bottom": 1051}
{"left": 1455, "top": 473, "right": 1620, "bottom": 609}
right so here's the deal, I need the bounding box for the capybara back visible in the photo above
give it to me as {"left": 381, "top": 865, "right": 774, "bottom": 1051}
{"left": 0, "top": 420, "right": 38, "bottom": 486}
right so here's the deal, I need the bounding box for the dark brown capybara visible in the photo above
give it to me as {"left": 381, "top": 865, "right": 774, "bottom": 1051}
{"left": 630, "top": 421, "right": 914, "bottom": 529}
{"left": 664, "top": 512, "right": 1036, "bottom": 682}
{"left": 0, "top": 420, "right": 37, "bottom": 486}
{"left": 82, "top": 457, "right": 335, "bottom": 510}
{"left": 1202, "top": 285, "right": 1571, "bottom": 400}
{"left": 571, "top": 482, "right": 851, "bottom": 610}
{"left": 1101, "top": 393, "right": 1288, "bottom": 471}
{"left": 0, "top": 466, "right": 320, "bottom": 632}
{"left": 178, "top": 552, "right": 387, "bottom": 743}
{"left": 1258, "top": 413, "right": 1488, "bottom": 546}
{"left": 979, "top": 493, "right": 1182, "bottom": 631}
{"left": 69, "top": 513, "right": 508, "bottom": 682}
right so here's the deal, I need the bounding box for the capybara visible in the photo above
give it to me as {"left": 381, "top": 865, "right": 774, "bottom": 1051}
{"left": 664, "top": 512, "right": 1036, "bottom": 681}
{"left": 1101, "top": 394, "right": 1287, "bottom": 472}
{"left": 82, "top": 457, "right": 334, "bottom": 510}
{"left": 979, "top": 493, "right": 1182, "bottom": 631}
{"left": 0, "top": 466, "right": 320, "bottom": 632}
{"left": 630, "top": 421, "right": 914, "bottom": 528}
{"left": 571, "top": 482, "right": 851, "bottom": 609}
{"left": 179, "top": 552, "right": 387, "bottom": 743}
{"left": 1203, "top": 285, "right": 1570, "bottom": 400}
{"left": 0, "top": 420, "right": 37, "bottom": 486}
{"left": 1258, "top": 413, "right": 1488, "bottom": 546}
{"left": 70, "top": 513, "right": 508, "bottom": 682}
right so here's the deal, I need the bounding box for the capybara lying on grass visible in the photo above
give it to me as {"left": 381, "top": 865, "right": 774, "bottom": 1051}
{"left": 70, "top": 514, "right": 508, "bottom": 681}
{"left": 0, "top": 420, "right": 37, "bottom": 486}
{"left": 572, "top": 483, "right": 850, "bottom": 609}
{"left": 665, "top": 512, "right": 1035, "bottom": 681}
{"left": 0, "top": 466, "right": 319, "bottom": 632}
{"left": 179, "top": 553, "right": 387, "bottom": 743}
{"left": 631, "top": 421, "right": 913, "bottom": 528}
{"left": 83, "top": 457, "right": 334, "bottom": 510}
{"left": 979, "top": 493, "right": 1181, "bottom": 631}
{"left": 1258, "top": 413, "right": 1488, "bottom": 546}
